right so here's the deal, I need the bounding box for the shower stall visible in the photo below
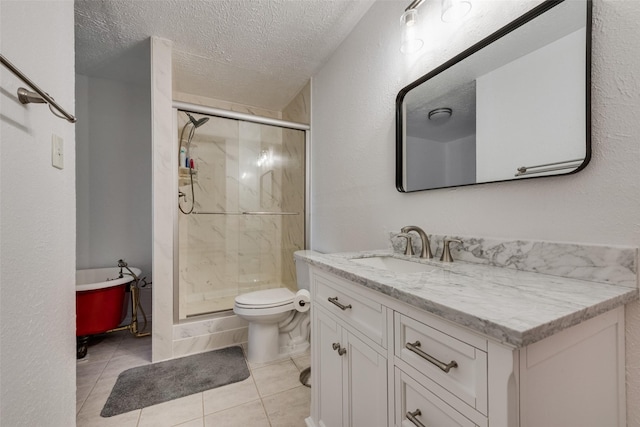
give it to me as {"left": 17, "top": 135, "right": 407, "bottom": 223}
{"left": 175, "top": 106, "right": 307, "bottom": 319}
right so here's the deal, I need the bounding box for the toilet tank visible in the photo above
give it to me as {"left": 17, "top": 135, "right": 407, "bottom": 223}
{"left": 295, "top": 257, "right": 311, "bottom": 291}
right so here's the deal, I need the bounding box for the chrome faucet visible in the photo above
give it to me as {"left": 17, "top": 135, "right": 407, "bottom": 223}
{"left": 400, "top": 226, "right": 433, "bottom": 259}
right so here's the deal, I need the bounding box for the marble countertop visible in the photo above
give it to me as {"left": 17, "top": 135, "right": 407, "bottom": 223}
{"left": 295, "top": 249, "right": 639, "bottom": 347}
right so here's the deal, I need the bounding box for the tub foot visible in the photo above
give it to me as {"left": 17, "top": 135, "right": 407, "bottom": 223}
{"left": 77, "top": 336, "right": 89, "bottom": 359}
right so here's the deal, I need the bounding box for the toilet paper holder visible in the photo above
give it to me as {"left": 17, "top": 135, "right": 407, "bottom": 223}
{"left": 294, "top": 289, "right": 311, "bottom": 312}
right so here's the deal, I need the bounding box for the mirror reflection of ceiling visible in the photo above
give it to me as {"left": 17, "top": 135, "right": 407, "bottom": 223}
{"left": 406, "top": 81, "right": 476, "bottom": 143}
{"left": 74, "top": 0, "right": 375, "bottom": 111}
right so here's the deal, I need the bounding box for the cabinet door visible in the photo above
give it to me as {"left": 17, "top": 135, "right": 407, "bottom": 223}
{"left": 316, "top": 308, "right": 345, "bottom": 427}
{"left": 345, "top": 331, "right": 388, "bottom": 427}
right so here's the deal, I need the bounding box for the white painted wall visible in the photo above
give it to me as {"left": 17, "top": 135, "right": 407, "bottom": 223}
{"left": 406, "top": 134, "right": 475, "bottom": 189}
{"left": 476, "top": 28, "right": 585, "bottom": 182}
{"left": 311, "top": 0, "right": 640, "bottom": 423}
{"left": 75, "top": 73, "right": 153, "bottom": 320}
{"left": 445, "top": 135, "right": 476, "bottom": 187}
{"left": 0, "top": 1, "right": 76, "bottom": 425}
{"left": 406, "top": 136, "right": 447, "bottom": 189}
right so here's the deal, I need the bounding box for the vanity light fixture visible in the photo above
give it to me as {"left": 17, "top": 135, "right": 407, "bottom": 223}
{"left": 428, "top": 107, "right": 453, "bottom": 122}
{"left": 400, "top": 4, "right": 424, "bottom": 54}
{"left": 441, "top": 0, "right": 472, "bottom": 23}
{"left": 400, "top": 0, "right": 472, "bottom": 54}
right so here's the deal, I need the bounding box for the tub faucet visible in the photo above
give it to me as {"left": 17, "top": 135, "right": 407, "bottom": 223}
{"left": 118, "top": 259, "right": 140, "bottom": 281}
{"left": 400, "top": 226, "right": 433, "bottom": 259}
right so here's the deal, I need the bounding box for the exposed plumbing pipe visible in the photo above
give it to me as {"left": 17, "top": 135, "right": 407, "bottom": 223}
{"left": 109, "top": 259, "right": 150, "bottom": 337}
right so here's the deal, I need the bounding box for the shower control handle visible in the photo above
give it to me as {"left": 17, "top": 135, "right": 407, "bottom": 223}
{"left": 328, "top": 296, "right": 352, "bottom": 311}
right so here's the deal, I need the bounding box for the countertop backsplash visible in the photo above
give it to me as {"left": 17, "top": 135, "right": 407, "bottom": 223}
{"left": 390, "top": 232, "right": 637, "bottom": 289}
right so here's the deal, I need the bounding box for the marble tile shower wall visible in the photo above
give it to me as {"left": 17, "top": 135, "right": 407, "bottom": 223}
{"left": 279, "top": 82, "right": 310, "bottom": 292}
{"left": 179, "top": 115, "right": 305, "bottom": 317}
{"left": 280, "top": 128, "right": 306, "bottom": 290}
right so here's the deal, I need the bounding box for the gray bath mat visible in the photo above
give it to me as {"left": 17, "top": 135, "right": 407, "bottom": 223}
{"left": 101, "top": 346, "right": 249, "bottom": 417}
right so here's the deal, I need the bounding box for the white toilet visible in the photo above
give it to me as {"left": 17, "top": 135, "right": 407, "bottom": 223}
{"left": 233, "top": 260, "right": 311, "bottom": 364}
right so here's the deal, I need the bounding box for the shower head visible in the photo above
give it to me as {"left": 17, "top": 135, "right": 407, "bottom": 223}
{"left": 186, "top": 112, "right": 209, "bottom": 128}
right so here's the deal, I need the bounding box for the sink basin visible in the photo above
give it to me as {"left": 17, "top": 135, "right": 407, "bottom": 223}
{"left": 350, "top": 256, "right": 437, "bottom": 274}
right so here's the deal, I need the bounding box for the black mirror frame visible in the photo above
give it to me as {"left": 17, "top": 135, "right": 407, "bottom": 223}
{"left": 396, "top": 0, "right": 591, "bottom": 193}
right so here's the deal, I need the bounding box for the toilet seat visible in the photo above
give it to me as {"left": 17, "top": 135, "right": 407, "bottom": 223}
{"left": 234, "top": 288, "right": 294, "bottom": 309}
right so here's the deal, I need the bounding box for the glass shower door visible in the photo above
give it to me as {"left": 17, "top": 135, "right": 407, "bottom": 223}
{"left": 178, "top": 112, "right": 305, "bottom": 319}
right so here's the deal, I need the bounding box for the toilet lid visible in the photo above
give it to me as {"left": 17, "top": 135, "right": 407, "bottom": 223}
{"left": 235, "top": 288, "right": 295, "bottom": 307}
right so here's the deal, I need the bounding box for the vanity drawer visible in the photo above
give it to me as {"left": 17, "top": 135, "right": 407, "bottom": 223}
{"left": 312, "top": 270, "right": 386, "bottom": 348}
{"left": 395, "top": 313, "right": 487, "bottom": 415}
{"left": 395, "top": 367, "right": 484, "bottom": 427}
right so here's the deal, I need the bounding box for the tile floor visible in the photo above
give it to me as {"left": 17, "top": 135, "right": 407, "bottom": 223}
{"left": 76, "top": 329, "right": 311, "bottom": 427}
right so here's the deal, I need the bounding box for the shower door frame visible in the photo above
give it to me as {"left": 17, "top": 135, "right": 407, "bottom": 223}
{"left": 171, "top": 101, "right": 311, "bottom": 322}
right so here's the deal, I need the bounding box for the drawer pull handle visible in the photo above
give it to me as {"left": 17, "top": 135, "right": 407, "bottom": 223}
{"left": 328, "top": 296, "right": 352, "bottom": 311}
{"left": 332, "top": 342, "right": 347, "bottom": 356}
{"left": 405, "top": 341, "right": 458, "bottom": 373}
{"left": 406, "top": 409, "right": 426, "bottom": 427}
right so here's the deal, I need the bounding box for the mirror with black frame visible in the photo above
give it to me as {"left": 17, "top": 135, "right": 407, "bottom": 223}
{"left": 396, "top": 0, "right": 591, "bottom": 192}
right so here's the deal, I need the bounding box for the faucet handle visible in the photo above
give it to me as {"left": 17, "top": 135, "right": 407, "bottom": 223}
{"left": 394, "top": 232, "right": 414, "bottom": 256}
{"left": 398, "top": 233, "right": 414, "bottom": 256}
{"left": 440, "top": 238, "right": 462, "bottom": 262}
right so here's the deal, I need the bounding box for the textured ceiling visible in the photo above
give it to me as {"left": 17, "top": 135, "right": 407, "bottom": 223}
{"left": 75, "top": 0, "right": 375, "bottom": 111}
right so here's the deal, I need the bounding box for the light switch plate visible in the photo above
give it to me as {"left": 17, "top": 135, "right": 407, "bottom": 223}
{"left": 52, "top": 134, "right": 64, "bottom": 169}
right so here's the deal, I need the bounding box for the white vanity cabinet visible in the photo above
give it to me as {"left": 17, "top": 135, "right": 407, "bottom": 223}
{"left": 306, "top": 266, "right": 627, "bottom": 427}
{"left": 312, "top": 271, "right": 388, "bottom": 427}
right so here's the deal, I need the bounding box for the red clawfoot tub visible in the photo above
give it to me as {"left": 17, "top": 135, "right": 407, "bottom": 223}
{"left": 76, "top": 267, "right": 141, "bottom": 358}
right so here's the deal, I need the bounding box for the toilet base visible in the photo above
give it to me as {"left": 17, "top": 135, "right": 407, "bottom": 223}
{"left": 279, "top": 332, "right": 310, "bottom": 357}
{"left": 245, "top": 314, "right": 310, "bottom": 364}
{"left": 247, "top": 322, "right": 281, "bottom": 364}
